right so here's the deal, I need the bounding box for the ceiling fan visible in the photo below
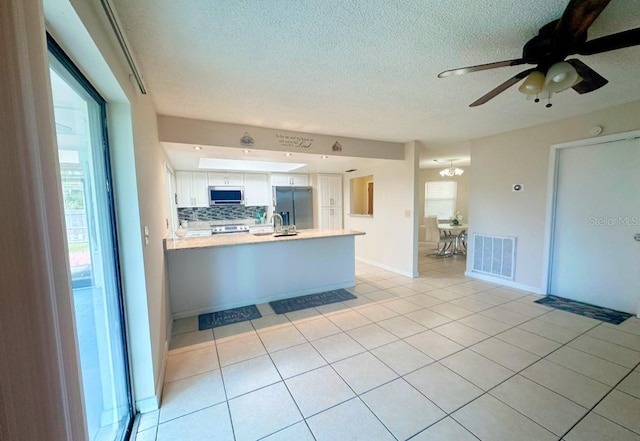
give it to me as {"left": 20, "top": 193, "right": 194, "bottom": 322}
{"left": 438, "top": 0, "right": 640, "bottom": 107}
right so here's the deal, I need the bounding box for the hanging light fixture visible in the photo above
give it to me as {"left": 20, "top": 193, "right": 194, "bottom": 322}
{"left": 518, "top": 61, "right": 579, "bottom": 107}
{"left": 439, "top": 160, "right": 464, "bottom": 177}
{"left": 518, "top": 70, "right": 545, "bottom": 95}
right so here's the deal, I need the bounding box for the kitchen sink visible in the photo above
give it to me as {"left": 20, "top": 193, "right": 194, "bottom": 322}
{"left": 273, "top": 231, "right": 298, "bottom": 237}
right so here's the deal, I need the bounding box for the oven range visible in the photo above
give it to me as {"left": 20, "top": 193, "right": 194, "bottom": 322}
{"left": 211, "top": 224, "right": 250, "bottom": 234}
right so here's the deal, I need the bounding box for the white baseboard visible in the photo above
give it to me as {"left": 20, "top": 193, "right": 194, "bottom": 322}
{"left": 355, "top": 257, "right": 415, "bottom": 278}
{"left": 156, "top": 341, "right": 168, "bottom": 406}
{"left": 135, "top": 341, "right": 168, "bottom": 413}
{"left": 172, "top": 281, "right": 355, "bottom": 320}
{"left": 136, "top": 395, "right": 159, "bottom": 414}
{"left": 464, "top": 271, "right": 545, "bottom": 294}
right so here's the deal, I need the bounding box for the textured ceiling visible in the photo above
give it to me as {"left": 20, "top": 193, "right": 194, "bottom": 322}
{"left": 111, "top": 0, "right": 640, "bottom": 168}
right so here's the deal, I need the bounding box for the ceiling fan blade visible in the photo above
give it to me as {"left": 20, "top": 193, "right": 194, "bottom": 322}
{"left": 469, "top": 68, "right": 535, "bottom": 107}
{"left": 552, "top": 0, "right": 612, "bottom": 55}
{"left": 438, "top": 59, "right": 529, "bottom": 78}
{"left": 566, "top": 59, "right": 608, "bottom": 94}
{"left": 578, "top": 27, "right": 640, "bottom": 55}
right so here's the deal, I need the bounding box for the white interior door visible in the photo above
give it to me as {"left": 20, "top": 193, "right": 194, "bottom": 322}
{"left": 550, "top": 136, "right": 640, "bottom": 314}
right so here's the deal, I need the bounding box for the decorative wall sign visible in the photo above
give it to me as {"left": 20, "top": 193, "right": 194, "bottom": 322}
{"left": 240, "top": 132, "right": 254, "bottom": 146}
{"left": 332, "top": 141, "right": 343, "bottom": 152}
{"left": 276, "top": 133, "right": 314, "bottom": 149}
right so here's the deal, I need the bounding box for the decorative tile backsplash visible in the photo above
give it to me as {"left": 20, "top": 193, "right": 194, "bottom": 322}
{"left": 178, "top": 206, "right": 266, "bottom": 222}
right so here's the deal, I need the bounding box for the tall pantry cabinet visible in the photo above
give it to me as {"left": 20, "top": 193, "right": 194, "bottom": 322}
{"left": 317, "top": 174, "right": 343, "bottom": 229}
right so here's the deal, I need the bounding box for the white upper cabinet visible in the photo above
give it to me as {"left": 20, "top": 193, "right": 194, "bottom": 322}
{"left": 318, "top": 174, "right": 342, "bottom": 206}
{"left": 208, "top": 172, "right": 244, "bottom": 186}
{"left": 176, "top": 171, "right": 209, "bottom": 208}
{"left": 271, "top": 173, "right": 309, "bottom": 187}
{"left": 243, "top": 173, "right": 270, "bottom": 206}
{"left": 317, "top": 174, "right": 343, "bottom": 229}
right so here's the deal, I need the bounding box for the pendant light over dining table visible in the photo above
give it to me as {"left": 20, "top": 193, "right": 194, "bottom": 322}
{"left": 439, "top": 160, "right": 464, "bottom": 177}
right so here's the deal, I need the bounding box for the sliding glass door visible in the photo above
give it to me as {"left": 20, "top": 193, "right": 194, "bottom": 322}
{"left": 48, "top": 37, "right": 133, "bottom": 441}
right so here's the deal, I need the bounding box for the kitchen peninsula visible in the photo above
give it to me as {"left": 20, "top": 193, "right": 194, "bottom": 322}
{"left": 165, "top": 229, "right": 365, "bottom": 319}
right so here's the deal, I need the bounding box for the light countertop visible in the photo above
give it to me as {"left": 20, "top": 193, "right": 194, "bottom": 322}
{"left": 164, "top": 228, "right": 365, "bottom": 251}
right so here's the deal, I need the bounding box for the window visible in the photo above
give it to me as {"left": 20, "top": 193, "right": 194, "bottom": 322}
{"left": 425, "top": 181, "right": 457, "bottom": 220}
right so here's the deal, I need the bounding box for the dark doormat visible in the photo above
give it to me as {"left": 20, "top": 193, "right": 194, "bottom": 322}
{"left": 198, "top": 305, "right": 262, "bottom": 330}
{"left": 534, "top": 295, "right": 633, "bottom": 325}
{"left": 269, "top": 289, "right": 357, "bottom": 314}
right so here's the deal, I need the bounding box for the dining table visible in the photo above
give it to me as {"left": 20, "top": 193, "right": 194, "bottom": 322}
{"left": 438, "top": 223, "right": 468, "bottom": 255}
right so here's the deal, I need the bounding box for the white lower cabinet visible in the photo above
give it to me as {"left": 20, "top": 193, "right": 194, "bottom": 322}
{"left": 320, "top": 206, "right": 343, "bottom": 229}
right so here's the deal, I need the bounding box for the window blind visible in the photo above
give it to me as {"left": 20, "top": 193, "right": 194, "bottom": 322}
{"left": 425, "top": 181, "right": 457, "bottom": 220}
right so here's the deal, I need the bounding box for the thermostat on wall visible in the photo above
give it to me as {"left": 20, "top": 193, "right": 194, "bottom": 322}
{"left": 512, "top": 184, "right": 524, "bottom": 192}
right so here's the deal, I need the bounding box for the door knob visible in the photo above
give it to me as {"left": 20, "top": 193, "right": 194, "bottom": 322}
{"left": 635, "top": 233, "right": 640, "bottom": 242}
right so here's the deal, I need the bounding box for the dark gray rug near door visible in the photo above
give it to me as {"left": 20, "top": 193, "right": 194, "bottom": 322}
{"left": 534, "top": 295, "right": 633, "bottom": 325}
{"left": 198, "top": 305, "right": 262, "bottom": 330}
{"left": 269, "top": 289, "right": 357, "bottom": 314}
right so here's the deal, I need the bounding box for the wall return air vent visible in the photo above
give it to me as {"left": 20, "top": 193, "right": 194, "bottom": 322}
{"left": 472, "top": 234, "right": 516, "bottom": 280}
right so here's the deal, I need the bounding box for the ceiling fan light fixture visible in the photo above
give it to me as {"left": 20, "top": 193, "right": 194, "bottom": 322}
{"left": 518, "top": 70, "right": 545, "bottom": 95}
{"left": 544, "top": 61, "right": 579, "bottom": 93}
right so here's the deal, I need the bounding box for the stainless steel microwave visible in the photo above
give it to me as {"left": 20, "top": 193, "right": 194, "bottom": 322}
{"left": 208, "top": 186, "right": 244, "bottom": 205}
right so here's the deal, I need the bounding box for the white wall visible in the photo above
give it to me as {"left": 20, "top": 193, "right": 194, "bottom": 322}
{"left": 45, "top": 0, "right": 170, "bottom": 411}
{"left": 158, "top": 115, "right": 405, "bottom": 160}
{"left": 344, "top": 142, "right": 420, "bottom": 277}
{"left": 468, "top": 99, "right": 640, "bottom": 291}
{"left": 417, "top": 166, "right": 470, "bottom": 241}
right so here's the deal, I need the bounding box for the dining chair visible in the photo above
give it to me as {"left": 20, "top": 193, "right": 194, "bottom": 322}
{"left": 424, "top": 215, "right": 455, "bottom": 257}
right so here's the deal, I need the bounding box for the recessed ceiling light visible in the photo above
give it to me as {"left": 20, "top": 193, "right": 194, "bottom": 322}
{"left": 193, "top": 146, "right": 202, "bottom": 150}
{"left": 243, "top": 149, "right": 251, "bottom": 153}
{"left": 285, "top": 153, "right": 292, "bottom": 157}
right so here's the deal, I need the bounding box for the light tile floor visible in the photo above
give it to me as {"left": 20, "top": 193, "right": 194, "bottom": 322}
{"left": 135, "top": 249, "right": 640, "bottom": 441}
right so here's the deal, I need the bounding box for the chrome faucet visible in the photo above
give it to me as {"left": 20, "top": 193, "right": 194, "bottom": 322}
{"left": 269, "top": 212, "right": 283, "bottom": 231}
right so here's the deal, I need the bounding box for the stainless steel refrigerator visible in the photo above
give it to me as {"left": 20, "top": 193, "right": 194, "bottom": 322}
{"left": 274, "top": 186, "right": 313, "bottom": 229}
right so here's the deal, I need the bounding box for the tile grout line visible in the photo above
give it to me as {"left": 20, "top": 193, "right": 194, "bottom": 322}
{"left": 557, "top": 359, "right": 640, "bottom": 440}
{"left": 393, "top": 306, "right": 623, "bottom": 439}
{"left": 250, "top": 306, "right": 323, "bottom": 441}
{"left": 213, "top": 337, "right": 239, "bottom": 441}
{"left": 164, "top": 259, "right": 639, "bottom": 440}
{"left": 451, "top": 319, "right": 637, "bottom": 439}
